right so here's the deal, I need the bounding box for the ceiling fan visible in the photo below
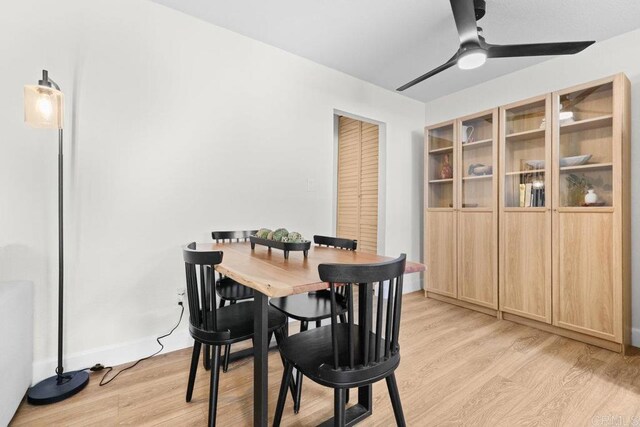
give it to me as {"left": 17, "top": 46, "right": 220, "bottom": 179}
{"left": 397, "top": 0, "right": 595, "bottom": 91}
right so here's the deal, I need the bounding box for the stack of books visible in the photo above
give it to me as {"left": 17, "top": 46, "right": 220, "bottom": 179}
{"left": 519, "top": 182, "right": 545, "bottom": 207}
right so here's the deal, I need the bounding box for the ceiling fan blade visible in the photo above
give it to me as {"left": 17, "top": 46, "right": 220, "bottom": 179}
{"left": 396, "top": 54, "right": 458, "bottom": 91}
{"left": 449, "top": 0, "right": 480, "bottom": 45}
{"left": 487, "top": 41, "right": 594, "bottom": 58}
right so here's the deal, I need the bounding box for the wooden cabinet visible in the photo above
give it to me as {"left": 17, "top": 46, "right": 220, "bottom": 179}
{"left": 425, "top": 211, "right": 457, "bottom": 298}
{"left": 424, "top": 121, "right": 457, "bottom": 298}
{"left": 424, "top": 74, "right": 631, "bottom": 353}
{"left": 551, "top": 74, "right": 631, "bottom": 345}
{"left": 424, "top": 111, "right": 498, "bottom": 310}
{"left": 457, "top": 110, "right": 498, "bottom": 309}
{"left": 499, "top": 95, "right": 552, "bottom": 323}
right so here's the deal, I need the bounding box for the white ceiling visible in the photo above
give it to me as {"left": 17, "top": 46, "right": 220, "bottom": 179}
{"left": 151, "top": 0, "right": 640, "bottom": 102}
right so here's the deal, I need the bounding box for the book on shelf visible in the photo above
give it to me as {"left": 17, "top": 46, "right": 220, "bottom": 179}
{"left": 524, "top": 183, "right": 532, "bottom": 207}
{"left": 518, "top": 160, "right": 545, "bottom": 207}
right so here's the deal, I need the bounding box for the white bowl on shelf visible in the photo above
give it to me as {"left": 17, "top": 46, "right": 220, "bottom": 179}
{"left": 525, "top": 154, "right": 592, "bottom": 169}
{"left": 560, "top": 154, "right": 592, "bottom": 167}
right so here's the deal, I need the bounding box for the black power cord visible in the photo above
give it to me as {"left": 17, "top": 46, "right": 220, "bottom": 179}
{"left": 90, "top": 302, "right": 185, "bottom": 386}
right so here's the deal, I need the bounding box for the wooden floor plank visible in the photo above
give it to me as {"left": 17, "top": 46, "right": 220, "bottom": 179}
{"left": 10, "top": 292, "right": 640, "bottom": 426}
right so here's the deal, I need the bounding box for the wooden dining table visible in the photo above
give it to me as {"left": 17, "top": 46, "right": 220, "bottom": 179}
{"left": 195, "top": 241, "right": 425, "bottom": 426}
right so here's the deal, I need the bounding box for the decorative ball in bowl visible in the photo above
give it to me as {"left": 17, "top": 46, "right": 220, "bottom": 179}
{"left": 254, "top": 228, "right": 307, "bottom": 243}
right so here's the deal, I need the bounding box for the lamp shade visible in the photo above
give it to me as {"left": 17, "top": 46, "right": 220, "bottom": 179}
{"left": 24, "top": 85, "right": 64, "bottom": 129}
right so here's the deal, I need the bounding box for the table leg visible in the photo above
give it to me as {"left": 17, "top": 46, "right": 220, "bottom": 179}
{"left": 254, "top": 291, "right": 268, "bottom": 427}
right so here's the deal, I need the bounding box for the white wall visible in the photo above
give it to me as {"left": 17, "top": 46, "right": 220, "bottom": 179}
{"left": 425, "top": 29, "right": 640, "bottom": 344}
{"left": 0, "top": 0, "right": 425, "bottom": 381}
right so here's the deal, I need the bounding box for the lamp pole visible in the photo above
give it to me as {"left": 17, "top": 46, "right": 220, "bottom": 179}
{"left": 57, "top": 126, "right": 63, "bottom": 378}
{"left": 25, "top": 70, "right": 89, "bottom": 405}
{"left": 41, "top": 71, "right": 66, "bottom": 378}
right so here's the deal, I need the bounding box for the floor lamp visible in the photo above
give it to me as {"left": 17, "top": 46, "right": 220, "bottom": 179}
{"left": 24, "top": 70, "right": 89, "bottom": 404}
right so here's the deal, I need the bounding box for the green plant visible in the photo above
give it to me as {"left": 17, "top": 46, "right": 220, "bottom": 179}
{"left": 565, "top": 173, "right": 611, "bottom": 206}
{"left": 565, "top": 173, "right": 593, "bottom": 193}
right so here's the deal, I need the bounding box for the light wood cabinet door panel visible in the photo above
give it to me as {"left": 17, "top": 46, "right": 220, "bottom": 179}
{"left": 554, "top": 212, "right": 617, "bottom": 341}
{"left": 500, "top": 211, "right": 551, "bottom": 323}
{"left": 426, "top": 211, "right": 457, "bottom": 298}
{"left": 458, "top": 211, "right": 497, "bottom": 309}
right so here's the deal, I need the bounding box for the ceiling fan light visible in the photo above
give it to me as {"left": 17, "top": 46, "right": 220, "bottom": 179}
{"left": 457, "top": 49, "right": 487, "bottom": 70}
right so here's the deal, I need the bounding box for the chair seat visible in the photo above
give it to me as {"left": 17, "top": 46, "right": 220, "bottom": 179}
{"left": 269, "top": 290, "right": 348, "bottom": 322}
{"left": 193, "top": 302, "right": 287, "bottom": 345}
{"left": 279, "top": 324, "right": 399, "bottom": 388}
{"left": 216, "top": 276, "right": 254, "bottom": 301}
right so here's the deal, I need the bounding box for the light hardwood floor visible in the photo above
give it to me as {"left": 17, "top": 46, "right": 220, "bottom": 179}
{"left": 11, "top": 292, "right": 640, "bottom": 426}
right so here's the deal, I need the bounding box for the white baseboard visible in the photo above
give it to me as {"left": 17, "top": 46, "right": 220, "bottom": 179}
{"left": 32, "top": 327, "right": 193, "bottom": 384}
{"left": 632, "top": 328, "right": 640, "bottom": 348}
{"left": 403, "top": 275, "right": 422, "bottom": 294}
{"left": 32, "top": 277, "right": 424, "bottom": 384}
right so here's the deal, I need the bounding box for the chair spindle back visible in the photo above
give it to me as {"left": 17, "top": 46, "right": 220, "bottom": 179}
{"left": 313, "top": 235, "right": 357, "bottom": 251}
{"left": 318, "top": 254, "right": 406, "bottom": 374}
{"left": 182, "top": 242, "right": 229, "bottom": 343}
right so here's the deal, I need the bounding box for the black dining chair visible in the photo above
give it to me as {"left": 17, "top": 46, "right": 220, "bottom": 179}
{"left": 182, "top": 243, "right": 288, "bottom": 426}
{"left": 273, "top": 253, "right": 408, "bottom": 427}
{"left": 210, "top": 230, "right": 257, "bottom": 372}
{"left": 269, "top": 235, "right": 356, "bottom": 413}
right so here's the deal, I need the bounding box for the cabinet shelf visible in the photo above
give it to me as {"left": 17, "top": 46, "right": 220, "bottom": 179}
{"left": 429, "top": 178, "right": 454, "bottom": 184}
{"left": 560, "top": 115, "right": 613, "bottom": 133}
{"left": 463, "top": 174, "right": 493, "bottom": 181}
{"left": 462, "top": 138, "right": 492, "bottom": 149}
{"left": 560, "top": 162, "right": 613, "bottom": 172}
{"left": 505, "top": 128, "right": 545, "bottom": 142}
{"left": 429, "top": 146, "right": 454, "bottom": 154}
{"left": 505, "top": 169, "right": 545, "bottom": 176}
{"left": 503, "top": 207, "right": 547, "bottom": 212}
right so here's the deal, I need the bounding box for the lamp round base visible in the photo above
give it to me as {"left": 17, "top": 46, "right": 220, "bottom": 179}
{"left": 27, "top": 370, "right": 89, "bottom": 405}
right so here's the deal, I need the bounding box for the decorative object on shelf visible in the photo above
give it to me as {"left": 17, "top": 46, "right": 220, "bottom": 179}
{"left": 525, "top": 159, "right": 546, "bottom": 169}
{"left": 560, "top": 154, "right": 592, "bottom": 167}
{"left": 439, "top": 154, "right": 453, "bottom": 179}
{"left": 565, "top": 173, "right": 610, "bottom": 207}
{"left": 461, "top": 125, "right": 475, "bottom": 144}
{"left": 559, "top": 109, "right": 575, "bottom": 125}
{"left": 525, "top": 154, "right": 592, "bottom": 170}
{"left": 468, "top": 163, "right": 492, "bottom": 176}
{"left": 24, "top": 70, "right": 90, "bottom": 404}
{"left": 540, "top": 108, "right": 575, "bottom": 129}
{"left": 584, "top": 188, "right": 598, "bottom": 205}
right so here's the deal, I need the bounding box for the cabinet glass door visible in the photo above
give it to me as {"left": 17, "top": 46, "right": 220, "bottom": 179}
{"left": 427, "top": 124, "right": 455, "bottom": 208}
{"left": 460, "top": 112, "right": 495, "bottom": 209}
{"left": 503, "top": 99, "right": 549, "bottom": 208}
{"left": 556, "top": 82, "right": 613, "bottom": 207}
{"left": 499, "top": 96, "right": 552, "bottom": 324}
